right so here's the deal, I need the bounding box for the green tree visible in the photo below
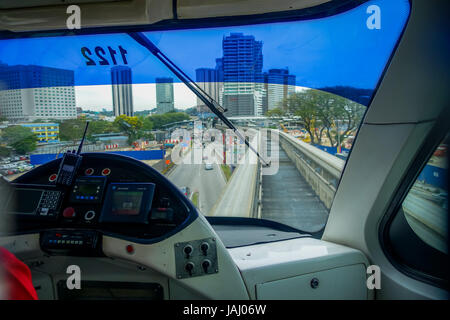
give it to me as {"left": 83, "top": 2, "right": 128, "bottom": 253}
{"left": 282, "top": 91, "right": 323, "bottom": 144}
{"left": 146, "top": 112, "right": 190, "bottom": 129}
{"left": 281, "top": 89, "right": 365, "bottom": 146}
{"left": 113, "top": 115, "right": 144, "bottom": 144}
{"left": 0, "top": 146, "right": 12, "bottom": 157}
{"left": 1, "top": 126, "right": 38, "bottom": 154}
{"left": 266, "top": 107, "right": 285, "bottom": 118}
{"left": 58, "top": 119, "right": 88, "bottom": 143}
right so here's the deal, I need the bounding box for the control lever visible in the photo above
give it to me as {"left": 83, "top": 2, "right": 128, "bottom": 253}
{"left": 183, "top": 245, "right": 193, "bottom": 258}
{"left": 202, "top": 259, "right": 211, "bottom": 273}
{"left": 200, "top": 242, "right": 209, "bottom": 256}
{"left": 185, "top": 262, "right": 195, "bottom": 276}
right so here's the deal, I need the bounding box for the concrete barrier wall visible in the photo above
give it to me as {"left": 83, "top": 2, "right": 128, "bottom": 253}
{"left": 277, "top": 130, "right": 345, "bottom": 209}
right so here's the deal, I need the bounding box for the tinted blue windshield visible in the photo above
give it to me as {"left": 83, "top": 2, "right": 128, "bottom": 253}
{"left": 0, "top": 0, "right": 409, "bottom": 104}
{"left": 0, "top": 0, "right": 410, "bottom": 232}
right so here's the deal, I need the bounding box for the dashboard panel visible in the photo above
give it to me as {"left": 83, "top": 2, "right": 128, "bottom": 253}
{"left": 0, "top": 152, "right": 197, "bottom": 253}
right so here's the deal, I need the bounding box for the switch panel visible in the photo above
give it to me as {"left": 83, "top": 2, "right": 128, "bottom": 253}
{"left": 174, "top": 237, "right": 218, "bottom": 279}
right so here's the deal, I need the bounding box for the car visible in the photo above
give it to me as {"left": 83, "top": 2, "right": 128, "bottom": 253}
{"left": 205, "top": 163, "right": 213, "bottom": 170}
{"left": 180, "top": 186, "right": 191, "bottom": 198}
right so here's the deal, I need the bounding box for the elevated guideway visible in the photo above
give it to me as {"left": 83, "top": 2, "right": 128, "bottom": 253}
{"left": 258, "top": 130, "right": 330, "bottom": 233}
{"left": 210, "top": 128, "right": 339, "bottom": 235}
{"left": 276, "top": 130, "right": 345, "bottom": 209}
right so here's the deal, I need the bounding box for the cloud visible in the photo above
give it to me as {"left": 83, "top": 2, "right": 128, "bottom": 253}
{"left": 75, "top": 83, "right": 197, "bottom": 111}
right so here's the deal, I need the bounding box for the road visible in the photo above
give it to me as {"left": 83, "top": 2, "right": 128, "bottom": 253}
{"left": 168, "top": 146, "right": 226, "bottom": 215}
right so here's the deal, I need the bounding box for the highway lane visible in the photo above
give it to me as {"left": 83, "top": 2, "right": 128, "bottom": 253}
{"left": 168, "top": 147, "right": 226, "bottom": 215}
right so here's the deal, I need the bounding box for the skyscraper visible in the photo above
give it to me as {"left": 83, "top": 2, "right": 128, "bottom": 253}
{"left": 264, "top": 68, "right": 296, "bottom": 113}
{"left": 215, "top": 58, "right": 224, "bottom": 106}
{"left": 111, "top": 66, "right": 133, "bottom": 117}
{"left": 156, "top": 77, "right": 174, "bottom": 114}
{"left": 195, "top": 68, "right": 219, "bottom": 113}
{"left": 0, "top": 64, "right": 76, "bottom": 121}
{"left": 221, "top": 33, "right": 265, "bottom": 116}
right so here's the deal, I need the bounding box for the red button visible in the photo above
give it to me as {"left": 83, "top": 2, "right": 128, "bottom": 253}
{"left": 63, "top": 207, "right": 76, "bottom": 219}
{"left": 49, "top": 173, "right": 57, "bottom": 182}
{"left": 126, "top": 245, "right": 134, "bottom": 254}
{"left": 85, "top": 168, "right": 94, "bottom": 175}
{"left": 101, "top": 168, "right": 111, "bottom": 176}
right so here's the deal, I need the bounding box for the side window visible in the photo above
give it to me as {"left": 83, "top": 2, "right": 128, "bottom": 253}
{"left": 386, "top": 133, "right": 448, "bottom": 286}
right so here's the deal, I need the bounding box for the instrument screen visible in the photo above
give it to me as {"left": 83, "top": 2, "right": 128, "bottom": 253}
{"left": 6, "top": 189, "right": 43, "bottom": 215}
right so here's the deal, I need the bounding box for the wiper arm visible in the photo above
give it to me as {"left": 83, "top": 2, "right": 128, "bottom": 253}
{"left": 128, "top": 32, "right": 270, "bottom": 167}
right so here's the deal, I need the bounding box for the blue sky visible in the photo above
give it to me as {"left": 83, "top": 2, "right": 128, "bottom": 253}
{"left": 0, "top": 0, "right": 410, "bottom": 109}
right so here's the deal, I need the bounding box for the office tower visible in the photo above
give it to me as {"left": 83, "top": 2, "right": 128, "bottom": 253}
{"left": 155, "top": 77, "right": 174, "bottom": 114}
{"left": 215, "top": 58, "right": 224, "bottom": 106}
{"left": 221, "top": 33, "right": 265, "bottom": 116}
{"left": 264, "top": 68, "right": 296, "bottom": 113}
{"left": 195, "top": 68, "right": 220, "bottom": 113}
{"left": 111, "top": 66, "right": 134, "bottom": 116}
{"left": 0, "top": 64, "right": 76, "bottom": 121}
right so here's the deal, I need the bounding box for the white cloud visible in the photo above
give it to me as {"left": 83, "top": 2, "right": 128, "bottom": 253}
{"left": 75, "top": 83, "right": 197, "bottom": 112}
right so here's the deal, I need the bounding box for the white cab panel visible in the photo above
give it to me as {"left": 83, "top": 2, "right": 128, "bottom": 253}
{"left": 229, "top": 237, "right": 370, "bottom": 300}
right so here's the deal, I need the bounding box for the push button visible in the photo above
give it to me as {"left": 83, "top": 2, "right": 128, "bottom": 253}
{"left": 63, "top": 207, "right": 76, "bottom": 218}
{"left": 84, "top": 210, "right": 96, "bottom": 221}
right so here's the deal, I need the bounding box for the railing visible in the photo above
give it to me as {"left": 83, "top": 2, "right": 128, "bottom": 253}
{"left": 276, "top": 130, "right": 345, "bottom": 209}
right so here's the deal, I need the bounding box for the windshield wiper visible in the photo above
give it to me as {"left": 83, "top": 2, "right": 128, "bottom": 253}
{"left": 128, "top": 32, "right": 270, "bottom": 167}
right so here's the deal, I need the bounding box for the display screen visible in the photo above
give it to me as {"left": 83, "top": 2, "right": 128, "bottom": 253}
{"left": 111, "top": 191, "right": 144, "bottom": 216}
{"left": 62, "top": 164, "right": 75, "bottom": 172}
{"left": 7, "top": 189, "right": 42, "bottom": 214}
{"left": 78, "top": 183, "right": 98, "bottom": 195}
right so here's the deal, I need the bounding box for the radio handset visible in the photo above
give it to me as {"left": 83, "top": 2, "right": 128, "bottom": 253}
{"left": 56, "top": 122, "right": 89, "bottom": 187}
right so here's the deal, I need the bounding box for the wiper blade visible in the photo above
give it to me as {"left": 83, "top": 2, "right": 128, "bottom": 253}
{"left": 128, "top": 32, "right": 270, "bottom": 167}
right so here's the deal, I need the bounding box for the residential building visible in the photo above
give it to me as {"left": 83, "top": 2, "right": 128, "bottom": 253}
{"left": 0, "top": 64, "right": 76, "bottom": 121}
{"left": 264, "top": 68, "right": 296, "bottom": 114}
{"left": 221, "top": 33, "right": 265, "bottom": 116}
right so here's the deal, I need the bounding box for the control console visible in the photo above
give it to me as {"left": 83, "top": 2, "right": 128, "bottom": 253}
{"left": 174, "top": 237, "right": 218, "bottom": 279}
{"left": 70, "top": 176, "right": 106, "bottom": 204}
{"left": 40, "top": 230, "right": 101, "bottom": 256}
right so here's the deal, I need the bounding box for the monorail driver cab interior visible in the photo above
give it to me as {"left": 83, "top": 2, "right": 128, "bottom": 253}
{"left": 0, "top": 0, "right": 448, "bottom": 300}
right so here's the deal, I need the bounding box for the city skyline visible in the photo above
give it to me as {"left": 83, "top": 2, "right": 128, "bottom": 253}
{"left": 0, "top": 0, "right": 409, "bottom": 101}
{"left": 195, "top": 33, "right": 296, "bottom": 116}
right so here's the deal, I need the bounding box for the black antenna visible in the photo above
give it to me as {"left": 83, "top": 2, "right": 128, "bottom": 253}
{"left": 76, "top": 121, "right": 89, "bottom": 155}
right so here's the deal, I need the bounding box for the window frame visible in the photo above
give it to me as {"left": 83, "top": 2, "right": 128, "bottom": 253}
{"left": 379, "top": 108, "right": 449, "bottom": 289}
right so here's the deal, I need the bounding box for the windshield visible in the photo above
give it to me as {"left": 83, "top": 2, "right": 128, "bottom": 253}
{"left": 0, "top": 0, "right": 410, "bottom": 233}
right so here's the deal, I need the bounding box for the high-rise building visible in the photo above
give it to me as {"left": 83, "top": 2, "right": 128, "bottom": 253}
{"left": 215, "top": 58, "right": 224, "bottom": 106}
{"left": 111, "top": 66, "right": 133, "bottom": 116}
{"left": 263, "top": 68, "right": 296, "bottom": 114}
{"left": 221, "top": 33, "right": 265, "bottom": 116}
{"left": 195, "top": 68, "right": 220, "bottom": 113}
{"left": 0, "top": 64, "right": 76, "bottom": 121}
{"left": 155, "top": 77, "right": 174, "bottom": 114}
